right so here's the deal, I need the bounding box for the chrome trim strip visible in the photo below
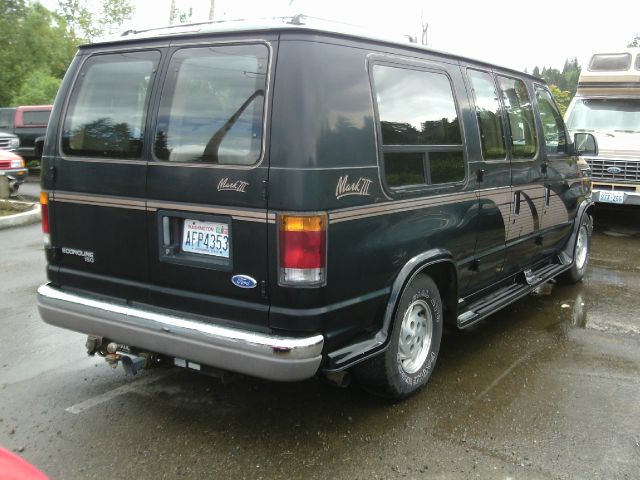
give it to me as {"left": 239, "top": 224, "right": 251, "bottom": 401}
{"left": 37, "top": 284, "right": 324, "bottom": 370}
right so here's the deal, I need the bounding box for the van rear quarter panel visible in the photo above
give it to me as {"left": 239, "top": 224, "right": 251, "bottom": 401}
{"left": 268, "top": 36, "right": 478, "bottom": 350}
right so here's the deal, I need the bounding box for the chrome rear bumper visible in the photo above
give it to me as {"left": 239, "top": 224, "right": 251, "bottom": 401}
{"left": 37, "top": 284, "right": 324, "bottom": 381}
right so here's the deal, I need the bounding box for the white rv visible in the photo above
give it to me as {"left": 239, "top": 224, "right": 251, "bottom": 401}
{"left": 565, "top": 49, "right": 640, "bottom": 205}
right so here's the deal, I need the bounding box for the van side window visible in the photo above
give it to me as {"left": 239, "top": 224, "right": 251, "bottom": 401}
{"left": 62, "top": 51, "right": 159, "bottom": 159}
{"left": 467, "top": 70, "right": 506, "bottom": 160}
{"left": 497, "top": 76, "right": 537, "bottom": 159}
{"left": 154, "top": 44, "right": 268, "bottom": 165}
{"left": 534, "top": 85, "right": 568, "bottom": 155}
{"left": 373, "top": 65, "right": 464, "bottom": 189}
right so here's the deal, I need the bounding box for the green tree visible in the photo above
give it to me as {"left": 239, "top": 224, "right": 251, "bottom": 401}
{"left": 0, "top": 1, "right": 76, "bottom": 106}
{"left": 629, "top": 35, "right": 639, "bottom": 47}
{"left": 58, "top": 0, "right": 135, "bottom": 42}
{"left": 548, "top": 85, "right": 571, "bottom": 115}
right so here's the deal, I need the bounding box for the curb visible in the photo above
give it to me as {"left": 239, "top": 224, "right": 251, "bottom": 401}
{"left": 0, "top": 202, "right": 41, "bottom": 230}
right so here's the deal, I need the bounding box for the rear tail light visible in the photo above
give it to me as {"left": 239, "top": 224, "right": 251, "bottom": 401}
{"left": 279, "top": 213, "right": 327, "bottom": 287}
{"left": 40, "top": 192, "right": 50, "bottom": 246}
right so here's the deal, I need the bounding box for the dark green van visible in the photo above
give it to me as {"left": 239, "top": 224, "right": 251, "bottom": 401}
{"left": 37, "top": 18, "right": 597, "bottom": 398}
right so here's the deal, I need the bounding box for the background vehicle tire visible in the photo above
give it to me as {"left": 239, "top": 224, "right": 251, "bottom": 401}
{"left": 354, "top": 274, "right": 443, "bottom": 399}
{"left": 558, "top": 214, "right": 592, "bottom": 284}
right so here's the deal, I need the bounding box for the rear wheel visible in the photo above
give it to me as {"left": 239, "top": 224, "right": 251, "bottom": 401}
{"left": 558, "top": 214, "right": 592, "bottom": 284}
{"left": 354, "top": 274, "right": 443, "bottom": 399}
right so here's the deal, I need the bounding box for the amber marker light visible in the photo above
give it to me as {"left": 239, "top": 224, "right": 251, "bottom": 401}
{"left": 279, "top": 213, "right": 327, "bottom": 286}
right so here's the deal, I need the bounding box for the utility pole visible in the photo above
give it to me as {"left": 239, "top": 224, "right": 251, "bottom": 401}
{"left": 209, "top": 0, "right": 215, "bottom": 20}
{"left": 169, "top": 0, "right": 176, "bottom": 25}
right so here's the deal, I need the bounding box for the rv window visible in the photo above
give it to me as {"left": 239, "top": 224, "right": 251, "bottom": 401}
{"left": 497, "top": 76, "right": 537, "bottom": 159}
{"left": 534, "top": 85, "right": 568, "bottom": 155}
{"left": 468, "top": 69, "right": 507, "bottom": 160}
{"left": 154, "top": 44, "right": 268, "bottom": 165}
{"left": 373, "top": 65, "right": 464, "bottom": 189}
{"left": 62, "top": 51, "right": 159, "bottom": 159}
{"left": 636, "top": 54, "right": 640, "bottom": 71}
{"left": 589, "top": 53, "right": 632, "bottom": 72}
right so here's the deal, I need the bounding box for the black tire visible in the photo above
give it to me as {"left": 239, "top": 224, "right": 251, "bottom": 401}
{"left": 558, "top": 214, "right": 592, "bottom": 285}
{"left": 354, "top": 274, "right": 443, "bottom": 399}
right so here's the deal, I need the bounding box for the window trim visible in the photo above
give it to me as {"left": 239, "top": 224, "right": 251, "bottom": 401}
{"left": 369, "top": 59, "right": 467, "bottom": 196}
{"left": 150, "top": 40, "right": 273, "bottom": 170}
{"left": 58, "top": 48, "right": 163, "bottom": 164}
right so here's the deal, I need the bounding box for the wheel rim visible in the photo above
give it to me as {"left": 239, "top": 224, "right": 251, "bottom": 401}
{"left": 397, "top": 299, "right": 433, "bottom": 374}
{"left": 575, "top": 225, "right": 588, "bottom": 270}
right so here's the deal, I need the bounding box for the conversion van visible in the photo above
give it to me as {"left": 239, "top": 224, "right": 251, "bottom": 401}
{"left": 565, "top": 49, "right": 640, "bottom": 205}
{"left": 36, "top": 18, "right": 597, "bottom": 398}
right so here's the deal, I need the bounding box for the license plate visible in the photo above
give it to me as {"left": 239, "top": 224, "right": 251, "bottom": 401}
{"left": 182, "top": 219, "right": 230, "bottom": 258}
{"left": 598, "top": 191, "right": 625, "bottom": 204}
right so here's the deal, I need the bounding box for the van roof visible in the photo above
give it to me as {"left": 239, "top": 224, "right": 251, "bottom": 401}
{"left": 84, "top": 15, "right": 540, "bottom": 83}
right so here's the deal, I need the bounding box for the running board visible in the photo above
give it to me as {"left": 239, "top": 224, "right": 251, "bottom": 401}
{"left": 457, "top": 263, "right": 570, "bottom": 329}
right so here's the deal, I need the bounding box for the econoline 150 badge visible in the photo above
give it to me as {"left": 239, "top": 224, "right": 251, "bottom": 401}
{"left": 231, "top": 275, "right": 257, "bottom": 289}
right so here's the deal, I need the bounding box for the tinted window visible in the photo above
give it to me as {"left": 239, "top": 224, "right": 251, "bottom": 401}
{"left": 468, "top": 70, "right": 506, "bottom": 160}
{"left": 373, "top": 65, "right": 464, "bottom": 189}
{"left": 497, "top": 76, "right": 537, "bottom": 159}
{"left": 22, "top": 110, "right": 50, "bottom": 126}
{"left": 589, "top": 53, "right": 631, "bottom": 71}
{"left": 62, "top": 51, "right": 159, "bottom": 159}
{"left": 636, "top": 54, "right": 640, "bottom": 71}
{"left": 535, "top": 85, "right": 568, "bottom": 155}
{"left": 0, "top": 110, "right": 14, "bottom": 129}
{"left": 154, "top": 44, "right": 268, "bottom": 165}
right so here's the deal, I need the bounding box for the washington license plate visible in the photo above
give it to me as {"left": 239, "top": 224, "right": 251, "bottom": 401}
{"left": 182, "top": 219, "right": 230, "bottom": 258}
{"left": 598, "top": 191, "right": 625, "bottom": 204}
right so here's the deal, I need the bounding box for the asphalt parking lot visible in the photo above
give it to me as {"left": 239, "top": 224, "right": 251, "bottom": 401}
{"left": 1, "top": 203, "right": 639, "bottom": 480}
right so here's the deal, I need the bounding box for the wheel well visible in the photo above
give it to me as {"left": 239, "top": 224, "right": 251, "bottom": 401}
{"left": 418, "top": 262, "right": 458, "bottom": 328}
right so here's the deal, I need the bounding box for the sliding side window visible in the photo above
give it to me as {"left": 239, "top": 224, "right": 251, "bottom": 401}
{"left": 62, "top": 51, "right": 159, "bottom": 159}
{"left": 373, "top": 65, "right": 465, "bottom": 190}
{"left": 497, "top": 76, "right": 537, "bottom": 159}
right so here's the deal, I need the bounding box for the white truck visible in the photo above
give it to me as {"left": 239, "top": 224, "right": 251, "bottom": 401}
{"left": 565, "top": 49, "right": 640, "bottom": 206}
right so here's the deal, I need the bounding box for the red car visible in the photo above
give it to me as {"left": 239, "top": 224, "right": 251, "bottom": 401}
{"left": 0, "top": 148, "right": 27, "bottom": 194}
{"left": 0, "top": 447, "right": 48, "bottom": 479}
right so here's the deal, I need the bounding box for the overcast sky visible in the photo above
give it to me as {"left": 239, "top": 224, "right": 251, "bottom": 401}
{"left": 40, "top": 0, "right": 639, "bottom": 72}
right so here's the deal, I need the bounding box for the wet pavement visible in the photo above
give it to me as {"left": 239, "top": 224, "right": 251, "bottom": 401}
{"left": 1, "top": 207, "right": 640, "bottom": 479}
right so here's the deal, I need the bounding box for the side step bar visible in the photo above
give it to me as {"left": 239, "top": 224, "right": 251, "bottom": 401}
{"left": 457, "top": 262, "right": 569, "bottom": 329}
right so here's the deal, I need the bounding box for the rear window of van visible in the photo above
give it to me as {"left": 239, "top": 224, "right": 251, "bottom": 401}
{"left": 154, "top": 44, "right": 268, "bottom": 166}
{"left": 62, "top": 51, "right": 160, "bottom": 159}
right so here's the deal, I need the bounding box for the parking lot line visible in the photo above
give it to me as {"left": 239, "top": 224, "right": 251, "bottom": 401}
{"left": 65, "top": 370, "right": 173, "bottom": 414}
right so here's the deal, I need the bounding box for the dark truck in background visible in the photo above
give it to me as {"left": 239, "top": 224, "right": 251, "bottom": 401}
{"left": 0, "top": 105, "right": 52, "bottom": 161}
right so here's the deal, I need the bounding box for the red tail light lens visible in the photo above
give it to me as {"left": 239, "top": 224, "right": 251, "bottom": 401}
{"left": 279, "top": 214, "right": 327, "bottom": 286}
{"left": 40, "top": 192, "right": 50, "bottom": 235}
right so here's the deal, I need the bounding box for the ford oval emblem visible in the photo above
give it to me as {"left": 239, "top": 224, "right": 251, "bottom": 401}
{"left": 607, "top": 166, "right": 622, "bottom": 174}
{"left": 231, "top": 275, "right": 257, "bottom": 289}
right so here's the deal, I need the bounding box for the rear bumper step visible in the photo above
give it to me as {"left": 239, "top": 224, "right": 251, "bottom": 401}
{"left": 37, "top": 283, "right": 324, "bottom": 382}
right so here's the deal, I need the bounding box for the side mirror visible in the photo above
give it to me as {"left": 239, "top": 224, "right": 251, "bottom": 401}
{"left": 574, "top": 132, "right": 598, "bottom": 156}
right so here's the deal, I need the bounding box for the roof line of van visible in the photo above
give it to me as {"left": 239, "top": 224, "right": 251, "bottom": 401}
{"left": 80, "top": 15, "right": 542, "bottom": 83}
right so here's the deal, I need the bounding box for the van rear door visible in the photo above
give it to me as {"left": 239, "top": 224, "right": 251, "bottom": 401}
{"left": 145, "top": 39, "right": 274, "bottom": 328}
{"left": 51, "top": 49, "right": 161, "bottom": 301}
